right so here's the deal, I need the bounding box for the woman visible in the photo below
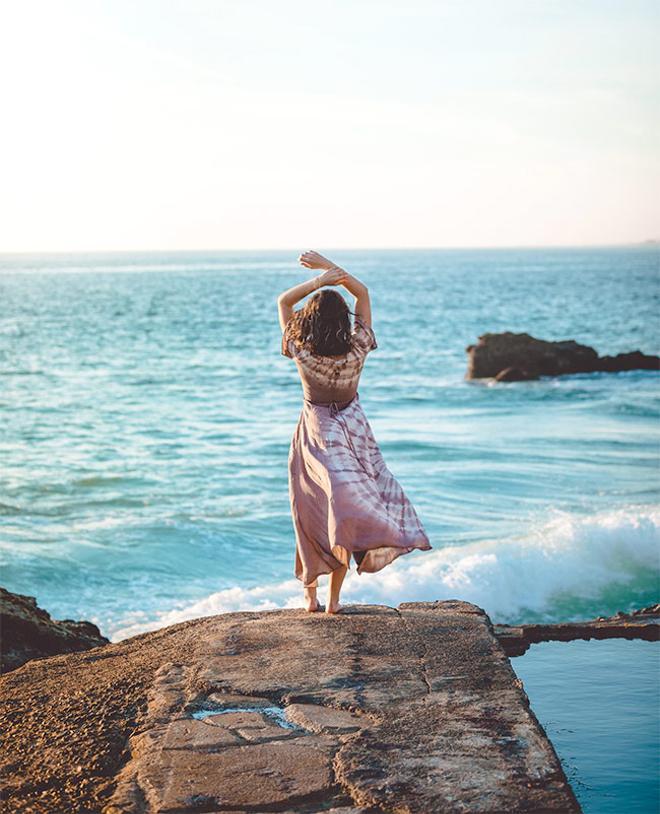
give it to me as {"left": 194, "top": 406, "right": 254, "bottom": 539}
{"left": 278, "top": 250, "right": 432, "bottom": 615}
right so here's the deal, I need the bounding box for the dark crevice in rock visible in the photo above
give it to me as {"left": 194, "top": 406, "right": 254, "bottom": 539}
{"left": 393, "top": 607, "right": 431, "bottom": 696}
{"left": 342, "top": 629, "right": 369, "bottom": 710}
{"left": 332, "top": 744, "right": 388, "bottom": 814}
{"left": 218, "top": 728, "right": 252, "bottom": 745}
{"left": 124, "top": 776, "right": 149, "bottom": 814}
{"left": 179, "top": 728, "right": 300, "bottom": 748}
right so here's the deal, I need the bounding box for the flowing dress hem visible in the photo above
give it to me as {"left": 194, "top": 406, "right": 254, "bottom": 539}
{"left": 294, "top": 535, "right": 432, "bottom": 585}
{"left": 355, "top": 534, "right": 433, "bottom": 575}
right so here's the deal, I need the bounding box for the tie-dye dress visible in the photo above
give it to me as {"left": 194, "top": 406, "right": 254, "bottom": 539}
{"left": 282, "top": 314, "right": 432, "bottom": 586}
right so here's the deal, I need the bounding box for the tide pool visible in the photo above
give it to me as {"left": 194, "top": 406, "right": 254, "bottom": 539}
{"left": 513, "top": 639, "right": 660, "bottom": 814}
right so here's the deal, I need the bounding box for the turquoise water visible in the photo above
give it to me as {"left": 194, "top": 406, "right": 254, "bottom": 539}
{"left": 513, "top": 639, "right": 660, "bottom": 813}
{"left": 1, "top": 247, "right": 658, "bottom": 643}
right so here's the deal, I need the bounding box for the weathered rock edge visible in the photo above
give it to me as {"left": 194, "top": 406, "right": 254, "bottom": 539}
{"left": 106, "top": 600, "right": 580, "bottom": 814}
{"left": 0, "top": 585, "right": 109, "bottom": 674}
{"left": 494, "top": 604, "right": 660, "bottom": 657}
{"left": 465, "top": 331, "right": 660, "bottom": 381}
{"left": 1, "top": 592, "right": 654, "bottom": 813}
{"left": 0, "top": 601, "right": 582, "bottom": 814}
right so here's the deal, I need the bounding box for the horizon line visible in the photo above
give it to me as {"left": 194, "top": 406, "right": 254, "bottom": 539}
{"left": 0, "top": 240, "right": 658, "bottom": 257}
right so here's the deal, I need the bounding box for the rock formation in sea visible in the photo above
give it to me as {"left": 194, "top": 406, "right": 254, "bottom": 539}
{"left": 465, "top": 331, "right": 660, "bottom": 381}
{"left": 0, "top": 586, "right": 109, "bottom": 674}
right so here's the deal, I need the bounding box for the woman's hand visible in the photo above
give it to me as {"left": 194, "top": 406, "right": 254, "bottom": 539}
{"left": 298, "top": 250, "right": 335, "bottom": 271}
{"left": 278, "top": 260, "right": 347, "bottom": 321}
{"left": 317, "top": 267, "right": 347, "bottom": 287}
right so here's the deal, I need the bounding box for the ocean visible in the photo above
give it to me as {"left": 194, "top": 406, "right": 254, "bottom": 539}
{"left": 1, "top": 246, "right": 658, "bottom": 810}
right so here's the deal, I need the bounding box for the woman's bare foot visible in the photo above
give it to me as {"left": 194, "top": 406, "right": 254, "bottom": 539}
{"left": 304, "top": 584, "right": 322, "bottom": 612}
{"left": 325, "top": 601, "right": 344, "bottom": 614}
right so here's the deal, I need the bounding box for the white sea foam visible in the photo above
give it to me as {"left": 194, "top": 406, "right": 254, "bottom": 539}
{"left": 110, "top": 504, "right": 660, "bottom": 642}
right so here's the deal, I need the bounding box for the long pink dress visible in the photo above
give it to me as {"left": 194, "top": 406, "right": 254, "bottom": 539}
{"left": 282, "top": 315, "right": 432, "bottom": 586}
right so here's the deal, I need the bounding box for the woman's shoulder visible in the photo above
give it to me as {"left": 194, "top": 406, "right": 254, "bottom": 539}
{"left": 351, "top": 315, "right": 378, "bottom": 354}
{"left": 282, "top": 313, "right": 377, "bottom": 360}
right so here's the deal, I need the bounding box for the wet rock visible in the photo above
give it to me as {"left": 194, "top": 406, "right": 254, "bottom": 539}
{"left": 465, "top": 331, "right": 660, "bottom": 381}
{"left": 0, "top": 586, "right": 109, "bottom": 674}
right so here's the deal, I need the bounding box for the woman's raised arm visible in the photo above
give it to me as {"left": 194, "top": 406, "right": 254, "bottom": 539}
{"left": 338, "top": 270, "right": 371, "bottom": 328}
{"left": 298, "top": 251, "right": 372, "bottom": 328}
{"left": 277, "top": 260, "right": 347, "bottom": 331}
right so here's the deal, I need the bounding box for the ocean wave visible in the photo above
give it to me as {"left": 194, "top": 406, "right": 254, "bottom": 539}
{"left": 110, "top": 504, "right": 660, "bottom": 642}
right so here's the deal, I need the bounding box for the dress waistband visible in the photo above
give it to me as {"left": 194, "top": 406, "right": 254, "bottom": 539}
{"left": 303, "top": 393, "right": 369, "bottom": 475}
{"left": 304, "top": 392, "right": 358, "bottom": 417}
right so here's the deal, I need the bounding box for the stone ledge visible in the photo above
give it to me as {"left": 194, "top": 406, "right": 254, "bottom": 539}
{"left": 495, "top": 605, "right": 660, "bottom": 657}
{"left": 104, "top": 601, "right": 580, "bottom": 813}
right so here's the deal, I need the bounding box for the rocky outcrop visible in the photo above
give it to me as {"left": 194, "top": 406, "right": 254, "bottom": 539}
{"left": 494, "top": 605, "right": 660, "bottom": 657}
{"left": 465, "top": 331, "right": 660, "bottom": 381}
{"left": 0, "top": 586, "right": 109, "bottom": 674}
{"left": 0, "top": 601, "right": 581, "bottom": 814}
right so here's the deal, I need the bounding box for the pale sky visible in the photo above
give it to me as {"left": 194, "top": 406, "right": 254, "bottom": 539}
{"left": 1, "top": 0, "right": 658, "bottom": 252}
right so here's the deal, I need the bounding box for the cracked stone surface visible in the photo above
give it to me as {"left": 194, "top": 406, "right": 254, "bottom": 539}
{"left": 0, "top": 601, "right": 581, "bottom": 813}
{"left": 103, "top": 601, "right": 579, "bottom": 813}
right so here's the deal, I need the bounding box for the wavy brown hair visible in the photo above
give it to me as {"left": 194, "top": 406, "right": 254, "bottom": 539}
{"left": 287, "top": 288, "right": 354, "bottom": 356}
